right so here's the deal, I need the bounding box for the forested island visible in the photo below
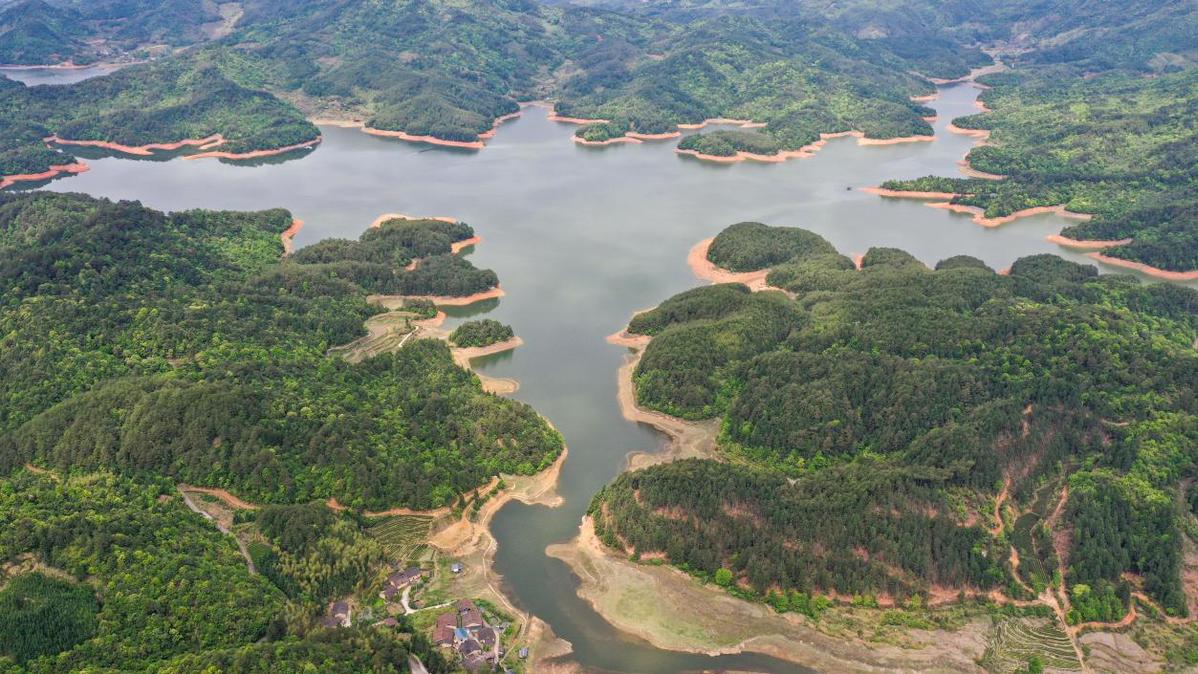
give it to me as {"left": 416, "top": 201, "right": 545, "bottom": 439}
{"left": 590, "top": 221, "right": 1198, "bottom": 665}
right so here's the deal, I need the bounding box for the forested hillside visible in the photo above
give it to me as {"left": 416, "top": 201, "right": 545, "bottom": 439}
{"left": 0, "top": 192, "right": 561, "bottom": 510}
{"left": 0, "top": 52, "right": 318, "bottom": 177}
{"left": 0, "top": 469, "right": 453, "bottom": 672}
{"left": 0, "top": 0, "right": 233, "bottom": 65}
{"left": 882, "top": 67, "right": 1198, "bottom": 274}
{"left": 596, "top": 222, "right": 1198, "bottom": 620}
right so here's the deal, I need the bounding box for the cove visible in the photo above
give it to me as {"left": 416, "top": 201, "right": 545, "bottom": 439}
{"left": 9, "top": 76, "right": 1156, "bottom": 672}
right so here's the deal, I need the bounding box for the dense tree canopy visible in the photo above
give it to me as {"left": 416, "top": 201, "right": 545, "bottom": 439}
{"left": 600, "top": 222, "right": 1198, "bottom": 614}
{"left": 883, "top": 68, "right": 1198, "bottom": 272}
{"left": 0, "top": 192, "right": 561, "bottom": 510}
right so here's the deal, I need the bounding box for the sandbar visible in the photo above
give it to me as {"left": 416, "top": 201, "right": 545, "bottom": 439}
{"left": 861, "top": 186, "right": 958, "bottom": 200}
{"left": 0, "top": 162, "right": 88, "bottom": 190}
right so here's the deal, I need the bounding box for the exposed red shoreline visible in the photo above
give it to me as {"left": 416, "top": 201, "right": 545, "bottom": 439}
{"left": 373, "top": 285, "right": 506, "bottom": 307}
{"left": 1084, "top": 254, "right": 1198, "bottom": 281}
{"left": 184, "top": 137, "right": 321, "bottom": 161}
{"left": 861, "top": 187, "right": 958, "bottom": 200}
{"left": 675, "top": 130, "right": 934, "bottom": 165}
{"left": 281, "top": 219, "right": 303, "bottom": 256}
{"left": 349, "top": 109, "right": 523, "bottom": 149}
{"left": 451, "top": 236, "right": 482, "bottom": 254}
{"left": 0, "top": 162, "right": 88, "bottom": 189}
{"left": 574, "top": 135, "right": 642, "bottom": 147}
{"left": 927, "top": 202, "right": 1093, "bottom": 228}
{"left": 49, "top": 133, "right": 225, "bottom": 156}
{"left": 687, "top": 238, "right": 772, "bottom": 290}
{"left": 1045, "top": 234, "right": 1132, "bottom": 250}
{"left": 626, "top": 131, "right": 683, "bottom": 141}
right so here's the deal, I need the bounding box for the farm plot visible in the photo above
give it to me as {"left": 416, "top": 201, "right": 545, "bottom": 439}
{"left": 368, "top": 514, "right": 434, "bottom": 561}
{"left": 982, "top": 617, "right": 1081, "bottom": 673}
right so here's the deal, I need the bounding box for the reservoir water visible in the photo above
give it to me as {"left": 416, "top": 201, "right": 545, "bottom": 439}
{"left": 5, "top": 72, "right": 1155, "bottom": 671}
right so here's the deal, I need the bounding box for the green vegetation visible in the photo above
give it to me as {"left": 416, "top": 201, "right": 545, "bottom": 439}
{"left": 705, "top": 221, "right": 841, "bottom": 271}
{"left": 450, "top": 319, "right": 515, "bottom": 348}
{"left": 0, "top": 470, "right": 283, "bottom": 671}
{"left": 292, "top": 217, "right": 497, "bottom": 297}
{"left": 596, "top": 222, "right": 1198, "bottom": 613}
{"left": 0, "top": 572, "right": 98, "bottom": 664}
{"left": 883, "top": 68, "right": 1198, "bottom": 272}
{"left": 0, "top": 0, "right": 230, "bottom": 66}
{"left": 0, "top": 469, "right": 457, "bottom": 672}
{"left": 0, "top": 192, "right": 562, "bottom": 510}
{"left": 251, "top": 503, "right": 385, "bottom": 603}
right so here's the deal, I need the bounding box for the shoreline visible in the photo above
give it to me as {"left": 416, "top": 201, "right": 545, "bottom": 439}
{"left": 349, "top": 109, "right": 523, "bottom": 149}
{"left": 0, "top": 162, "right": 89, "bottom": 190}
{"left": 49, "top": 133, "right": 225, "bottom": 156}
{"left": 370, "top": 212, "right": 460, "bottom": 228}
{"left": 928, "top": 202, "right": 1093, "bottom": 228}
{"left": 451, "top": 336, "right": 524, "bottom": 395}
{"left": 606, "top": 328, "right": 721, "bottom": 472}
{"left": 675, "top": 130, "right": 934, "bottom": 165}
{"left": 573, "top": 135, "right": 642, "bottom": 147}
{"left": 1085, "top": 253, "right": 1198, "bottom": 282}
{"left": 861, "top": 186, "right": 958, "bottom": 200}
{"left": 1045, "top": 234, "right": 1133, "bottom": 250}
{"left": 545, "top": 517, "right": 992, "bottom": 673}
{"left": 281, "top": 218, "right": 303, "bottom": 257}
{"left": 686, "top": 237, "right": 773, "bottom": 290}
{"left": 184, "top": 137, "right": 321, "bottom": 161}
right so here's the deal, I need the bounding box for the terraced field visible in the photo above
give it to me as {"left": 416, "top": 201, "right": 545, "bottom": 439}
{"left": 327, "top": 311, "right": 420, "bottom": 363}
{"left": 368, "top": 514, "right": 434, "bottom": 562}
{"left": 982, "top": 617, "right": 1081, "bottom": 673}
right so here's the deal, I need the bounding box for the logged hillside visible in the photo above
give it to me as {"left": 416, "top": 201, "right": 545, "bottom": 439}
{"left": 595, "top": 222, "right": 1198, "bottom": 620}
{"left": 0, "top": 192, "right": 561, "bottom": 509}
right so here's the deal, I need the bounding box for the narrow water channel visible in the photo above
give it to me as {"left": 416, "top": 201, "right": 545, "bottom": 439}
{"left": 5, "top": 69, "right": 1130, "bottom": 671}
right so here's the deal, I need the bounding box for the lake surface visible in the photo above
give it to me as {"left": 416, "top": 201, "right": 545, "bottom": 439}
{"left": 8, "top": 75, "right": 1151, "bottom": 672}
{"left": 0, "top": 63, "right": 128, "bottom": 86}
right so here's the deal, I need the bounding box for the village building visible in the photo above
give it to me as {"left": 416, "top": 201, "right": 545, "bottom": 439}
{"left": 380, "top": 565, "right": 426, "bottom": 601}
{"left": 321, "top": 600, "right": 352, "bottom": 628}
{"left": 432, "top": 599, "right": 503, "bottom": 668}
